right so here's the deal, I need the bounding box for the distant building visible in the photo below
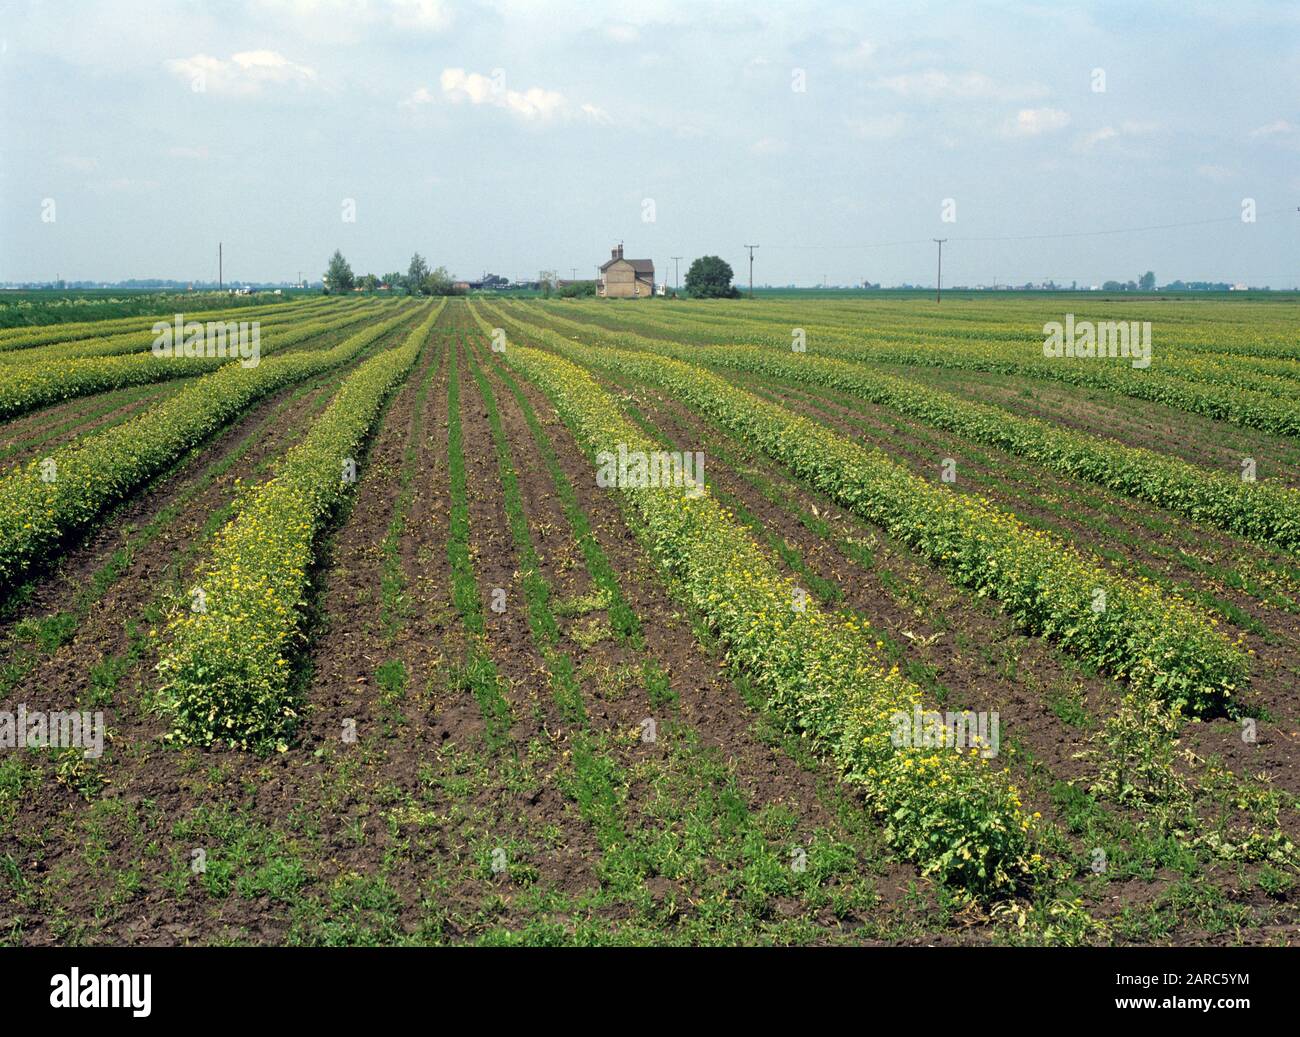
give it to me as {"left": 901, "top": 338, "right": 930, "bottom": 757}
{"left": 598, "top": 243, "right": 655, "bottom": 298}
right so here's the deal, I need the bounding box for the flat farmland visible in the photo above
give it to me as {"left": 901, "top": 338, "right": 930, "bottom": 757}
{"left": 1, "top": 293, "right": 1297, "bottom": 946}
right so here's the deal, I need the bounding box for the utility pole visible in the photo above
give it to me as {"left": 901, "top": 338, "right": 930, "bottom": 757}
{"left": 571, "top": 268, "right": 577, "bottom": 282}
{"left": 671, "top": 256, "right": 682, "bottom": 293}
{"left": 219, "top": 242, "right": 223, "bottom": 291}
{"left": 932, "top": 238, "right": 947, "bottom": 303}
{"left": 743, "top": 244, "right": 759, "bottom": 298}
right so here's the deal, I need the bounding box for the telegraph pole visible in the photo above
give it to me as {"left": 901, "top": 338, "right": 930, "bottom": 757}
{"left": 743, "top": 244, "right": 759, "bottom": 298}
{"left": 671, "top": 256, "right": 682, "bottom": 293}
{"left": 932, "top": 238, "right": 947, "bottom": 303}
{"left": 219, "top": 242, "right": 223, "bottom": 291}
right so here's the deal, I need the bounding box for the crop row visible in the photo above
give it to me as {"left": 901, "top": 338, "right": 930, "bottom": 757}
{"left": 530, "top": 303, "right": 1300, "bottom": 437}
{"left": 444, "top": 338, "right": 515, "bottom": 746}
{"left": 0, "top": 297, "right": 359, "bottom": 365}
{"left": 0, "top": 304, "right": 426, "bottom": 593}
{"left": 569, "top": 297, "right": 1300, "bottom": 364}
{"left": 471, "top": 307, "right": 1040, "bottom": 895}
{"left": 489, "top": 305, "right": 1248, "bottom": 716}
{"left": 511, "top": 308, "right": 1300, "bottom": 554}
{"left": 0, "top": 297, "right": 317, "bottom": 352}
{"left": 157, "top": 302, "right": 442, "bottom": 749}
{"left": 821, "top": 342, "right": 1300, "bottom": 437}
{"left": 0, "top": 302, "right": 387, "bottom": 422}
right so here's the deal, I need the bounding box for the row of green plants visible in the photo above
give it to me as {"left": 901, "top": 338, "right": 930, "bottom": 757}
{"left": 156, "top": 302, "right": 443, "bottom": 749}
{"left": 565, "top": 296, "right": 1300, "bottom": 365}
{"left": 0, "top": 304, "right": 423, "bottom": 593}
{"left": 531, "top": 302, "right": 1300, "bottom": 437}
{"left": 445, "top": 337, "right": 514, "bottom": 747}
{"left": 470, "top": 305, "right": 1042, "bottom": 896}
{"left": 518, "top": 311, "right": 1300, "bottom": 554}
{"left": 0, "top": 296, "right": 308, "bottom": 348}
{"left": 822, "top": 342, "right": 1300, "bottom": 437}
{"left": 0, "top": 297, "right": 357, "bottom": 364}
{"left": 488, "top": 305, "right": 1249, "bottom": 716}
{"left": 467, "top": 346, "right": 587, "bottom": 723}
{"left": 0, "top": 303, "right": 385, "bottom": 422}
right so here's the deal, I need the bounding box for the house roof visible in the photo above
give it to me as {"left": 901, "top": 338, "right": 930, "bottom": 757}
{"left": 600, "top": 257, "right": 655, "bottom": 274}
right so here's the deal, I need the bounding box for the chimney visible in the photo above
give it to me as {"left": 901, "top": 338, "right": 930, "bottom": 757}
{"left": 612, "top": 242, "right": 623, "bottom": 261}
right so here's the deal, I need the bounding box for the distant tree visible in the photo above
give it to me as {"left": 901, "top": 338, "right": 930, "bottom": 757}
{"left": 325, "top": 250, "right": 354, "bottom": 293}
{"left": 421, "top": 266, "right": 460, "bottom": 296}
{"left": 558, "top": 279, "right": 597, "bottom": 298}
{"left": 538, "top": 270, "right": 558, "bottom": 298}
{"left": 1102, "top": 280, "right": 1123, "bottom": 291}
{"left": 684, "top": 256, "right": 739, "bottom": 299}
{"left": 407, "top": 252, "right": 430, "bottom": 294}
{"left": 1139, "top": 270, "right": 1156, "bottom": 291}
{"left": 381, "top": 272, "right": 404, "bottom": 291}
{"left": 360, "top": 273, "right": 379, "bottom": 291}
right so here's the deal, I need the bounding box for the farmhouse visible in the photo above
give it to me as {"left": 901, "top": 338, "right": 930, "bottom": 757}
{"left": 598, "top": 243, "right": 655, "bottom": 298}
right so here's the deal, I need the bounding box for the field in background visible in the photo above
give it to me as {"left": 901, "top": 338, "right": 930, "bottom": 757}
{"left": 0, "top": 288, "right": 316, "bottom": 329}
{"left": 0, "top": 293, "right": 1297, "bottom": 946}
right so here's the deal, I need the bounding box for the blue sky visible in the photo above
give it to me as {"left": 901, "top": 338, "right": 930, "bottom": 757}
{"left": 2, "top": 0, "right": 1297, "bottom": 286}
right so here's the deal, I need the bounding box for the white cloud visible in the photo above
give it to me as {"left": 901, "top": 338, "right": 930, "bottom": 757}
{"left": 404, "top": 68, "right": 596, "bottom": 124}
{"left": 400, "top": 86, "right": 438, "bottom": 107}
{"left": 1003, "top": 107, "right": 1071, "bottom": 137}
{"left": 1080, "top": 125, "right": 1118, "bottom": 149}
{"left": 388, "top": 0, "right": 453, "bottom": 32}
{"left": 443, "top": 68, "right": 565, "bottom": 119}
{"left": 1074, "top": 120, "right": 1159, "bottom": 151}
{"left": 164, "top": 50, "right": 318, "bottom": 96}
{"left": 1250, "top": 119, "right": 1297, "bottom": 137}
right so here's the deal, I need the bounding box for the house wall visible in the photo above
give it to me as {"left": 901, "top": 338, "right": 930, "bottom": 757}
{"left": 602, "top": 259, "right": 654, "bottom": 298}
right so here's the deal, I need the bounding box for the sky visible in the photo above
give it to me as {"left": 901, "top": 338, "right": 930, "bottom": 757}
{"left": 2, "top": 0, "right": 1298, "bottom": 287}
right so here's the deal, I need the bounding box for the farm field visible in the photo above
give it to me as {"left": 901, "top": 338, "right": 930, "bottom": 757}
{"left": 1, "top": 294, "right": 1297, "bottom": 947}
